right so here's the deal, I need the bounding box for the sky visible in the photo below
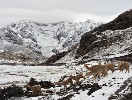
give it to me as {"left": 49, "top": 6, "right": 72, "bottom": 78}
{"left": 0, "top": 0, "right": 132, "bottom": 26}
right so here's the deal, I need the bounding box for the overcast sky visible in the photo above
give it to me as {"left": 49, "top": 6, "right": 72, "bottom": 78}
{"left": 0, "top": 0, "right": 132, "bottom": 26}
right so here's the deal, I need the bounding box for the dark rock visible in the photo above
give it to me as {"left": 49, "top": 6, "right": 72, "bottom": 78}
{"left": 102, "top": 93, "right": 105, "bottom": 96}
{"left": 87, "top": 83, "right": 102, "bottom": 95}
{"left": 124, "top": 94, "right": 132, "bottom": 98}
{"left": 120, "top": 98, "right": 132, "bottom": 100}
{"left": 6, "top": 85, "right": 24, "bottom": 98}
{"left": 57, "top": 94, "right": 74, "bottom": 100}
{"left": 108, "top": 95, "right": 118, "bottom": 100}
{"left": 80, "top": 83, "right": 92, "bottom": 90}
{"left": 128, "top": 83, "right": 132, "bottom": 88}
{"left": 120, "top": 93, "right": 132, "bottom": 100}
{"left": 73, "top": 86, "right": 81, "bottom": 92}
{"left": 109, "top": 84, "right": 113, "bottom": 87}
{"left": 39, "top": 80, "right": 55, "bottom": 89}
{"left": 45, "top": 90, "right": 54, "bottom": 94}
{"left": 76, "top": 92, "right": 80, "bottom": 94}
{"left": 45, "top": 50, "right": 71, "bottom": 64}
{"left": 102, "top": 83, "right": 107, "bottom": 86}
{"left": 0, "top": 88, "right": 8, "bottom": 100}
{"left": 0, "top": 85, "right": 24, "bottom": 99}
{"left": 26, "top": 78, "right": 55, "bottom": 90}
{"left": 76, "top": 33, "right": 98, "bottom": 58}
{"left": 28, "top": 78, "right": 39, "bottom": 86}
{"left": 112, "top": 77, "right": 116, "bottom": 79}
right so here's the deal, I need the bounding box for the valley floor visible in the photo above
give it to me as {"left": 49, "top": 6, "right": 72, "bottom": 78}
{"left": 0, "top": 62, "right": 132, "bottom": 100}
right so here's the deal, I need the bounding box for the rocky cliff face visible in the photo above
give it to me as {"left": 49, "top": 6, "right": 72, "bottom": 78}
{"left": 91, "top": 9, "right": 132, "bottom": 33}
{"left": 76, "top": 9, "right": 132, "bottom": 58}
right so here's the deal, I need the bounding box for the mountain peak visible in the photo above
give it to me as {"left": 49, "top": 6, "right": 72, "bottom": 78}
{"left": 112, "top": 9, "right": 132, "bottom": 23}
{"left": 0, "top": 19, "right": 102, "bottom": 61}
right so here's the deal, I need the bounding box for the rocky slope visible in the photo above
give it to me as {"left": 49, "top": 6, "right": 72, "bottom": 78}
{"left": 54, "top": 9, "right": 132, "bottom": 64}
{"left": 76, "top": 9, "right": 132, "bottom": 57}
{"left": 0, "top": 20, "right": 102, "bottom": 62}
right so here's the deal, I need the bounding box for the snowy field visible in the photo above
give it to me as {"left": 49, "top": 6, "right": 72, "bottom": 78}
{"left": 0, "top": 61, "right": 132, "bottom": 100}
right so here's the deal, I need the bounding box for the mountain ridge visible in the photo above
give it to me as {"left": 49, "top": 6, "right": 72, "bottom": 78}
{"left": 0, "top": 19, "right": 102, "bottom": 62}
{"left": 49, "top": 10, "right": 132, "bottom": 64}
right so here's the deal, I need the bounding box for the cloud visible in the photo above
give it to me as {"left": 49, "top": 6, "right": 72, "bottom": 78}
{"left": 0, "top": 0, "right": 131, "bottom": 26}
{"left": 0, "top": 0, "right": 132, "bottom": 15}
{"left": 74, "top": 13, "right": 117, "bottom": 23}
{"left": 0, "top": 8, "right": 117, "bottom": 27}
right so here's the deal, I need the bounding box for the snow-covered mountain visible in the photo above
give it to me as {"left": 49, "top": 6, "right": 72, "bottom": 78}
{"left": 53, "top": 9, "right": 132, "bottom": 64}
{"left": 57, "top": 27, "right": 132, "bottom": 63}
{"left": 0, "top": 20, "right": 102, "bottom": 59}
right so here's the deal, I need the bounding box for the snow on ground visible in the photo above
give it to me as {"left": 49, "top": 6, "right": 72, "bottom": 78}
{"left": 72, "top": 69, "right": 132, "bottom": 100}
{"left": 0, "top": 65, "right": 75, "bottom": 86}
{"left": 0, "top": 61, "right": 132, "bottom": 100}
